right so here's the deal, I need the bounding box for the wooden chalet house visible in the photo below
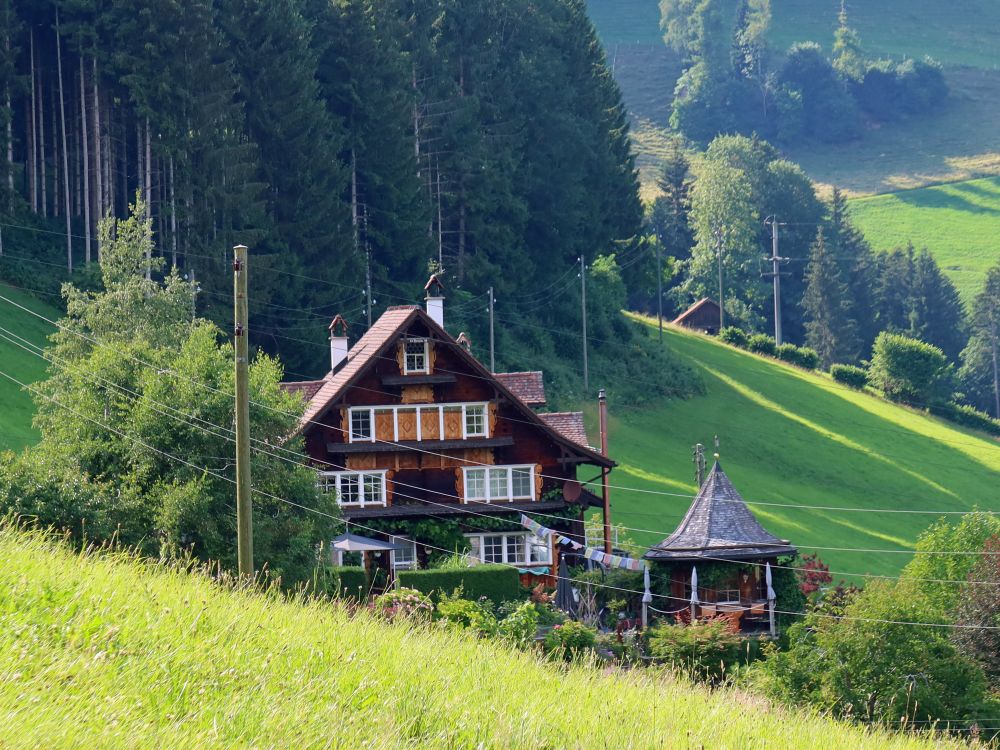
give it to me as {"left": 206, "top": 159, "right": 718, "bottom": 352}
{"left": 281, "top": 278, "right": 613, "bottom": 583}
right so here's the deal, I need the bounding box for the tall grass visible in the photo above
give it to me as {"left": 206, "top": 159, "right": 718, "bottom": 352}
{"left": 0, "top": 524, "right": 967, "bottom": 748}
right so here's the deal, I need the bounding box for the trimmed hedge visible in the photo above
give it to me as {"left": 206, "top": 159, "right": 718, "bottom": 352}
{"left": 830, "top": 364, "right": 868, "bottom": 390}
{"left": 930, "top": 402, "right": 1000, "bottom": 437}
{"left": 718, "top": 327, "right": 748, "bottom": 348}
{"left": 746, "top": 334, "right": 777, "bottom": 357}
{"left": 776, "top": 344, "right": 819, "bottom": 370}
{"left": 397, "top": 565, "right": 522, "bottom": 607}
{"left": 327, "top": 566, "right": 368, "bottom": 600}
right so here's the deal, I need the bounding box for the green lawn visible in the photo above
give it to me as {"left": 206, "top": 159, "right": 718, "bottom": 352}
{"left": 848, "top": 176, "right": 1000, "bottom": 303}
{"left": 0, "top": 524, "right": 964, "bottom": 749}
{"left": 0, "top": 283, "right": 58, "bottom": 451}
{"left": 595, "top": 317, "right": 1000, "bottom": 579}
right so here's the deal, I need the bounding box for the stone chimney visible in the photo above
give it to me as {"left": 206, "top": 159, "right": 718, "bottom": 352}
{"left": 424, "top": 272, "right": 445, "bottom": 329}
{"left": 328, "top": 314, "right": 349, "bottom": 372}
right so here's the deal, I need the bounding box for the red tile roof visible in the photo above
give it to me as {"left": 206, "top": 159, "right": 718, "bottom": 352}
{"left": 495, "top": 371, "right": 546, "bottom": 406}
{"left": 279, "top": 379, "right": 325, "bottom": 401}
{"left": 538, "top": 412, "right": 590, "bottom": 449}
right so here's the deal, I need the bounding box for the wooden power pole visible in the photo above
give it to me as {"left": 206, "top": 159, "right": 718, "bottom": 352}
{"left": 233, "top": 244, "right": 254, "bottom": 579}
{"left": 599, "top": 388, "right": 612, "bottom": 555}
{"left": 488, "top": 286, "right": 495, "bottom": 373}
{"left": 580, "top": 256, "right": 589, "bottom": 393}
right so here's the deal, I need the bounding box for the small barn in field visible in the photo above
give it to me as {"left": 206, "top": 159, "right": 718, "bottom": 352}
{"left": 673, "top": 298, "right": 721, "bottom": 335}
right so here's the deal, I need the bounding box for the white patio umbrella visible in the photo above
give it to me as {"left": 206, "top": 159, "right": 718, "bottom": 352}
{"left": 766, "top": 561, "right": 777, "bottom": 636}
{"left": 641, "top": 564, "right": 653, "bottom": 629}
{"left": 690, "top": 565, "right": 700, "bottom": 621}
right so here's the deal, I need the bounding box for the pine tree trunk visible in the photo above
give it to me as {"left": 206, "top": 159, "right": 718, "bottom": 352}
{"left": 52, "top": 81, "right": 59, "bottom": 218}
{"left": 5, "top": 33, "right": 12, "bottom": 198}
{"left": 144, "top": 117, "right": 151, "bottom": 278}
{"left": 92, "top": 57, "right": 103, "bottom": 222}
{"left": 121, "top": 116, "right": 127, "bottom": 215}
{"left": 169, "top": 154, "right": 177, "bottom": 267}
{"left": 39, "top": 68, "right": 46, "bottom": 217}
{"left": 136, "top": 119, "right": 142, "bottom": 208}
{"left": 457, "top": 186, "right": 466, "bottom": 282}
{"left": 54, "top": 10, "right": 72, "bottom": 271}
{"left": 79, "top": 59, "right": 91, "bottom": 264}
{"left": 28, "top": 28, "right": 36, "bottom": 213}
{"left": 73, "top": 87, "right": 80, "bottom": 217}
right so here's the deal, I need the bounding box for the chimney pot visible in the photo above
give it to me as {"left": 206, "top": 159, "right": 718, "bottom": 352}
{"left": 329, "top": 314, "right": 349, "bottom": 371}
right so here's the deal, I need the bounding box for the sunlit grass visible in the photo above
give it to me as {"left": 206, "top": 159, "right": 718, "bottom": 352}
{"left": 0, "top": 524, "right": 968, "bottom": 749}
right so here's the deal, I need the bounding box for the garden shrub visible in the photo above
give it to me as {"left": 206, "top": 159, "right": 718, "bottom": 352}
{"left": 868, "top": 332, "right": 953, "bottom": 407}
{"left": 435, "top": 591, "right": 498, "bottom": 634}
{"left": 371, "top": 587, "right": 434, "bottom": 621}
{"left": 830, "top": 363, "right": 868, "bottom": 389}
{"left": 718, "top": 326, "right": 748, "bottom": 348}
{"left": 646, "top": 618, "right": 742, "bottom": 683}
{"left": 543, "top": 621, "right": 598, "bottom": 661}
{"left": 323, "top": 566, "right": 368, "bottom": 600}
{"left": 930, "top": 402, "right": 1000, "bottom": 437}
{"left": 497, "top": 601, "right": 540, "bottom": 648}
{"left": 746, "top": 334, "right": 777, "bottom": 357}
{"left": 776, "top": 344, "right": 819, "bottom": 370}
{"left": 398, "top": 565, "right": 521, "bottom": 607}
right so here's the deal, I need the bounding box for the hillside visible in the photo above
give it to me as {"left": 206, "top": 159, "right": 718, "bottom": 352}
{"left": 598, "top": 317, "right": 1000, "bottom": 578}
{"left": 0, "top": 284, "right": 58, "bottom": 451}
{"left": 586, "top": 0, "right": 1000, "bottom": 197}
{"left": 848, "top": 177, "right": 1000, "bottom": 303}
{"left": 0, "top": 524, "right": 964, "bottom": 749}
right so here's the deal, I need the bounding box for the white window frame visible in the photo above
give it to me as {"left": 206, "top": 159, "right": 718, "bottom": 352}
{"left": 390, "top": 536, "right": 417, "bottom": 571}
{"left": 464, "top": 532, "right": 551, "bottom": 566}
{"left": 316, "top": 470, "right": 388, "bottom": 508}
{"left": 461, "top": 464, "right": 535, "bottom": 503}
{"left": 346, "top": 401, "right": 490, "bottom": 443}
{"left": 403, "top": 338, "right": 430, "bottom": 374}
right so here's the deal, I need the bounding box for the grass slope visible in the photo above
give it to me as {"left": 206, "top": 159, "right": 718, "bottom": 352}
{"left": 0, "top": 284, "right": 58, "bottom": 451}
{"left": 847, "top": 176, "right": 1000, "bottom": 303}
{"left": 598, "top": 317, "right": 1000, "bottom": 578}
{"left": 585, "top": 0, "right": 1000, "bottom": 197}
{"left": 0, "top": 525, "right": 963, "bottom": 749}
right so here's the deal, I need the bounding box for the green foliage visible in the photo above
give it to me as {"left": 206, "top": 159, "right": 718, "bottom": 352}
{"left": 775, "top": 343, "right": 819, "bottom": 370}
{"left": 371, "top": 587, "right": 434, "bottom": 621}
{"left": 802, "top": 229, "right": 858, "bottom": 368}
{"left": 320, "top": 566, "right": 368, "bottom": 600}
{"left": 929, "top": 402, "right": 1000, "bottom": 437}
{"left": 745, "top": 333, "right": 776, "bottom": 357}
{"left": 435, "top": 591, "right": 499, "bottom": 635}
{"left": 573, "top": 568, "right": 645, "bottom": 611}
{"left": 830, "top": 364, "right": 868, "bottom": 389}
{"left": 868, "top": 332, "right": 953, "bottom": 407}
{"left": 718, "top": 326, "right": 748, "bottom": 348}
{"left": 397, "top": 565, "right": 522, "bottom": 608}
{"left": 959, "top": 261, "right": 1000, "bottom": 417}
{"left": 856, "top": 58, "right": 948, "bottom": 121}
{"left": 496, "top": 600, "right": 540, "bottom": 649}
{"left": 542, "top": 621, "right": 598, "bottom": 661}
{"left": 778, "top": 42, "right": 860, "bottom": 143}
{"left": 646, "top": 618, "right": 742, "bottom": 683}
{"left": 952, "top": 536, "right": 1000, "bottom": 690}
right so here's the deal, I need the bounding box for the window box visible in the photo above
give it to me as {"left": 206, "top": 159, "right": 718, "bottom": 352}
{"left": 462, "top": 465, "right": 536, "bottom": 503}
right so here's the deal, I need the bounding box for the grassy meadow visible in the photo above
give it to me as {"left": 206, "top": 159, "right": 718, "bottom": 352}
{"left": 0, "top": 523, "right": 970, "bottom": 749}
{"left": 0, "top": 283, "right": 58, "bottom": 451}
{"left": 848, "top": 176, "right": 1000, "bottom": 302}
{"left": 591, "top": 318, "right": 1000, "bottom": 579}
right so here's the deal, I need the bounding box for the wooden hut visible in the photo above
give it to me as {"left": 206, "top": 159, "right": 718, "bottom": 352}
{"left": 644, "top": 460, "right": 796, "bottom": 634}
{"left": 672, "top": 298, "right": 721, "bottom": 334}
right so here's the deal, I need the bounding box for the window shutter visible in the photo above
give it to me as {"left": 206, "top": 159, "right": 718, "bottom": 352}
{"left": 488, "top": 402, "right": 497, "bottom": 435}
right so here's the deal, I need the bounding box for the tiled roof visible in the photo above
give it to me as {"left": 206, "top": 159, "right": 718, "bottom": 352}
{"left": 672, "top": 297, "right": 719, "bottom": 325}
{"left": 645, "top": 461, "right": 797, "bottom": 561}
{"left": 279, "top": 379, "right": 325, "bottom": 401}
{"left": 495, "top": 371, "right": 546, "bottom": 406}
{"left": 538, "top": 412, "right": 590, "bottom": 449}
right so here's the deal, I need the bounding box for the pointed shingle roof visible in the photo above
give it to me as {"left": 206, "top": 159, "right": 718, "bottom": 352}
{"left": 644, "top": 461, "right": 796, "bottom": 561}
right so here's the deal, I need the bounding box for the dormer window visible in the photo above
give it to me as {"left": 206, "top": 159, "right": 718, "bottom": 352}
{"left": 404, "top": 338, "right": 429, "bottom": 374}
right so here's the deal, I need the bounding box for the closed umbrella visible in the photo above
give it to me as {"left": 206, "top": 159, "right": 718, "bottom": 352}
{"left": 766, "top": 561, "right": 776, "bottom": 636}
{"left": 641, "top": 564, "right": 652, "bottom": 629}
{"left": 690, "top": 565, "right": 699, "bottom": 621}
{"left": 555, "top": 556, "right": 577, "bottom": 617}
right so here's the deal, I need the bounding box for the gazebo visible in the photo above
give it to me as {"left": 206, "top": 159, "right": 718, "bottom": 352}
{"left": 644, "top": 460, "right": 796, "bottom": 635}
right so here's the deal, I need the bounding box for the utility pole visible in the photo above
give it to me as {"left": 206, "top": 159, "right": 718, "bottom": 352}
{"left": 488, "top": 286, "right": 495, "bottom": 373}
{"left": 763, "top": 216, "right": 788, "bottom": 345}
{"left": 598, "top": 388, "right": 612, "bottom": 555}
{"left": 363, "top": 204, "right": 372, "bottom": 328}
{"left": 714, "top": 227, "right": 725, "bottom": 330}
{"left": 233, "top": 244, "right": 254, "bottom": 580}
{"left": 656, "top": 239, "right": 663, "bottom": 342}
{"left": 580, "top": 255, "right": 589, "bottom": 393}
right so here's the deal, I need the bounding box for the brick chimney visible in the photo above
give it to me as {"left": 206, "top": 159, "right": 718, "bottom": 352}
{"left": 328, "top": 314, "right": 349, "bottom": 372}
{"left": 424, "top": 272, "right": 445, "bottom": 329}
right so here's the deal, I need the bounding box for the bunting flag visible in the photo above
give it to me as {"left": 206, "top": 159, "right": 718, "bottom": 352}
{"left": 519, "top": 514, "right": 645, "bottom": 571}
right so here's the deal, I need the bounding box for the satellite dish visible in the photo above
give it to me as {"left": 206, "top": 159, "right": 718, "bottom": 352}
{"left": 562, "top": 480, "right": 582, "bottom": 502}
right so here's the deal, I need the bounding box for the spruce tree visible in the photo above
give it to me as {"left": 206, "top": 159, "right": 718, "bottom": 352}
{"left": 802, "top": 227, "right": 858, "bottom": 367}
{"left": 827, "top": 187, "right": 878, "bottom": 358}
{"left": 961, "top": 263, "right": 1000, "bottom": 418}
{"left": 908, "top": 249, "right": 967, "bottom": 362}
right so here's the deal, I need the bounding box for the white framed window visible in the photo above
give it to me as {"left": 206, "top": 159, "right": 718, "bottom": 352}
{"left": 317, "top": 470, "right": 387, "bottom": 507}
{"left": 350, "top": 409, "right": 373, "bottom": 441}
{"left": 462, "top": 465, "right": 535, "bottom": 503}
{"left": 403, "top": 338, "right": 429, "bottom": 374}
{"left": 390, "top": 537, "right": 417, "bottom": 570}
{"left": 462, "top": 403, "right": 487, "bottom": 437}
{"left": 465, "top": 532, "right": 551, "bottom": 566}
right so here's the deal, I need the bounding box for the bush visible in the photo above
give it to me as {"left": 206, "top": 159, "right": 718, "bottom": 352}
{"left": 746, "top": 334, "right": 777, "bottom": 357}
{"left": 435, "top": 592, "right": 498, "bottom": 634}
{"left": 323, "top": 566, "right": 368, "bottom": 600}
{"left": 776, "top": 344, "right": 819, "bottom": 370}
{"left": 830, "top": 363, "right": 868, "bottom": 389}
{"left": 497, "top": 601, "right": 540, "bottom": 648}
{"left": 543, "top": 621, "right": 598, "bottom": 661}
{"left": 646, "top": 618, "right": 742, "bottom": 683}
{"left": 868, "top": 332, "right": 953, "bottom": 407}
{"left": 718, "top": 326, "right": 748, "bottom": 348}
{"left": 371, "top": 587, "right": 434, "bottom": 621}
{"left": 930, "top": 402, "right": 1000, "bottom": 437}
{"left": 398, "top": 565, "right": 522, "bottom": 607}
